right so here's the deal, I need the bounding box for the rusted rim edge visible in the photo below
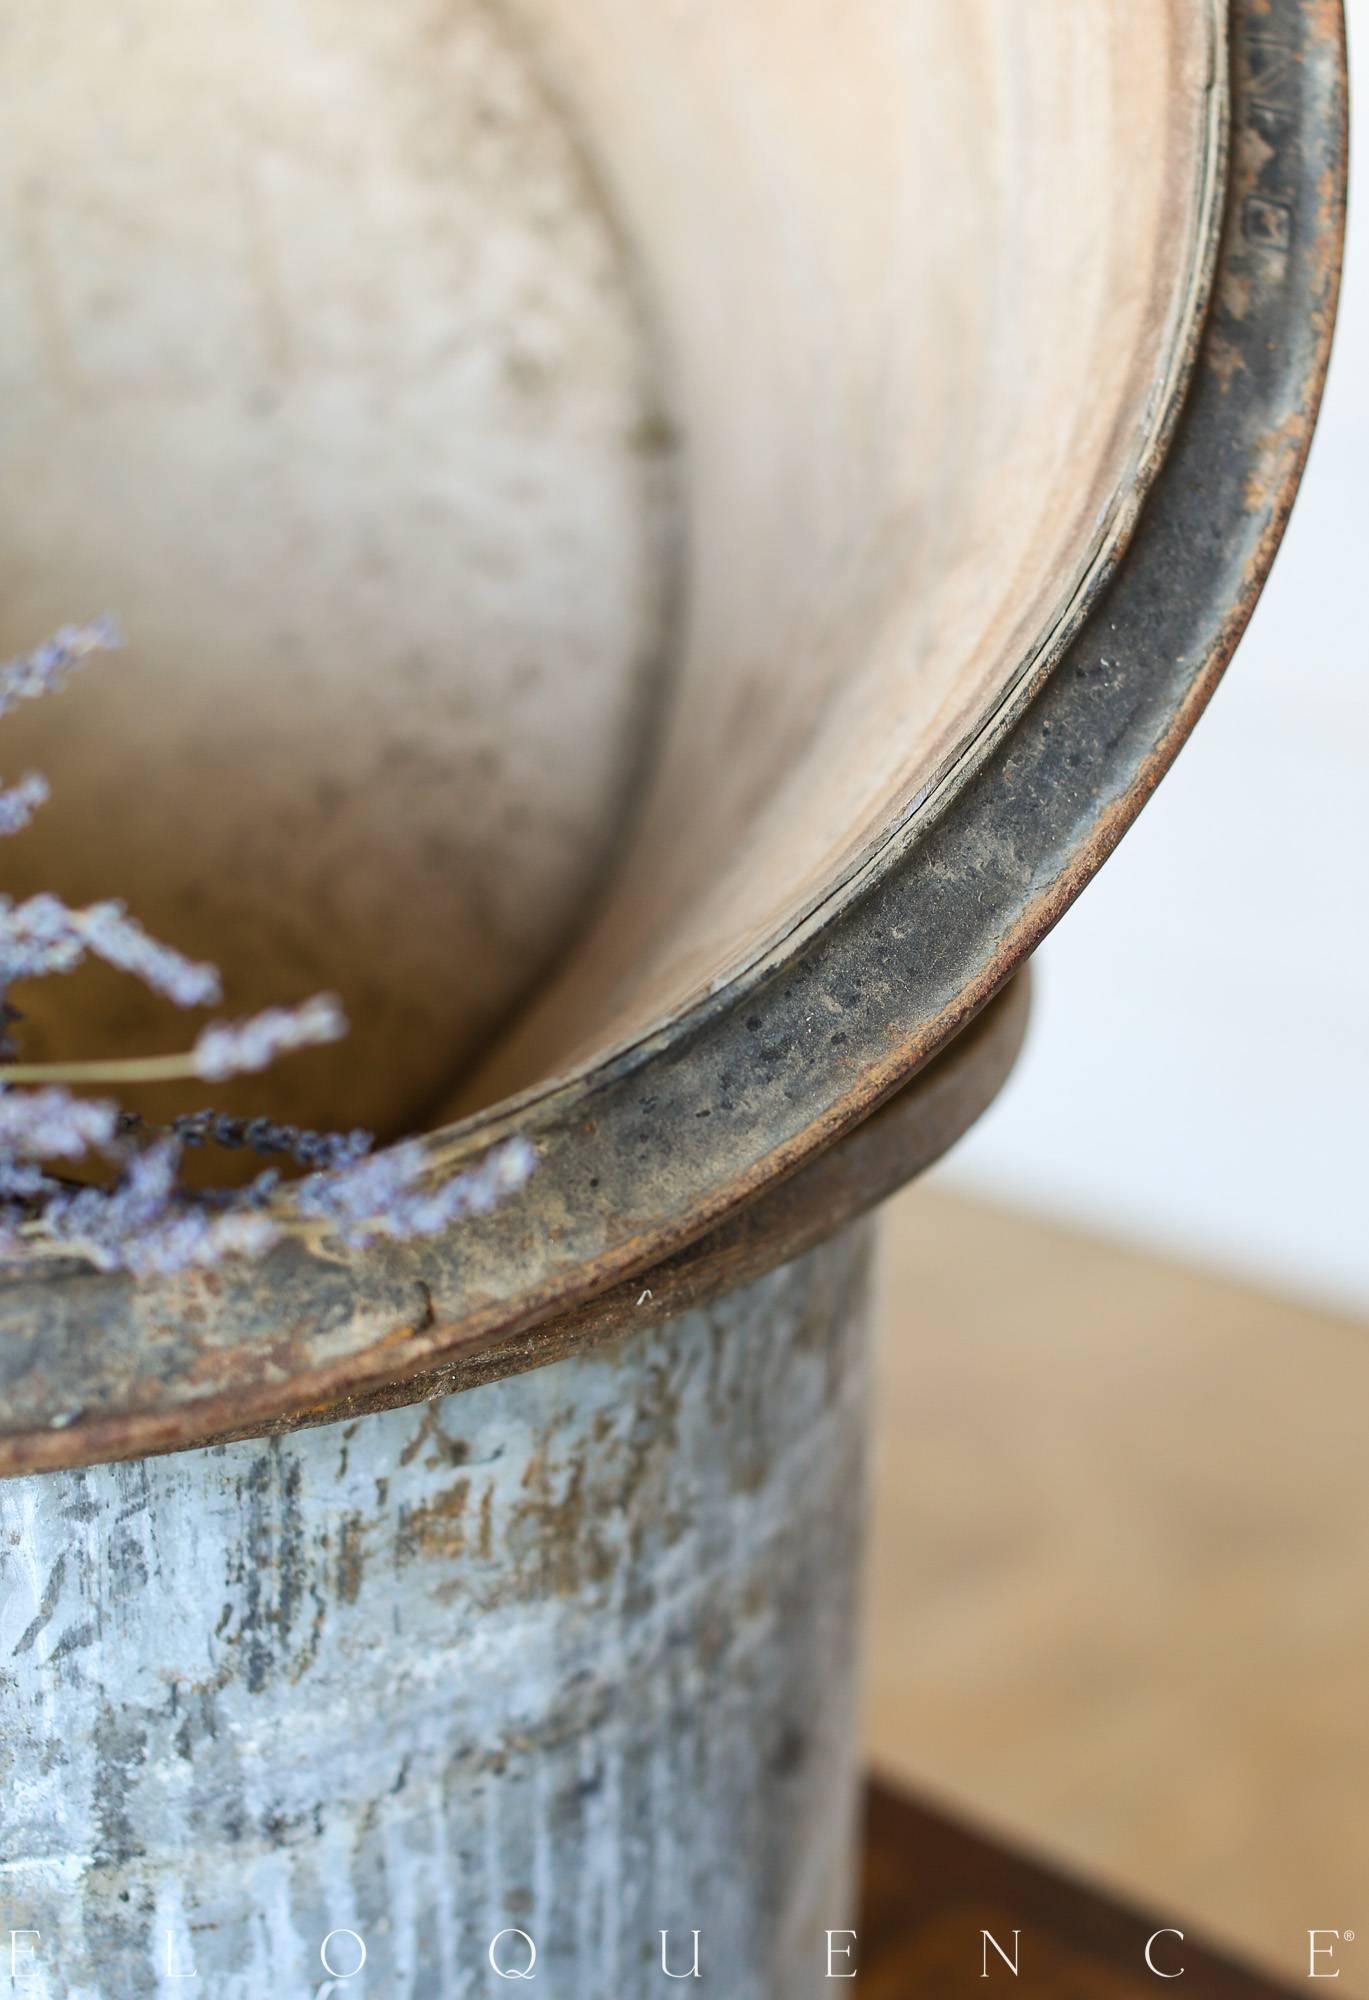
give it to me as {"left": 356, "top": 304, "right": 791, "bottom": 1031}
{"left": 0, "top": 0, "right": 1346, "bottom": 1473}
{"left": 89, "top": 976, "right": 1028, "bottom": 1459}
{"left": 0, "top": 977, "right": 1028, "bottom": 1469}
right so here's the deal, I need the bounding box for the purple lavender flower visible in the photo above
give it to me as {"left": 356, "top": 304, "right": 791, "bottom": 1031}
{"left": 295, "top": 1135, "right": 537, "bottom": 1246}
{"left": 0, "top": 622, "right": 534, "bottom": 1276}
{"left": 27, "top": 1136, "right": 536, "bottom": 1274}
{"left": 77, "top": 900, "right": 222, "bottom": 1007}
{"left": 0, "top": 619, "right": 121, "bottom": 720}
{"left": 0, "top": 1159, "right": 54, "bottom": 1200}
{"left": 0, "top": 894, "right": 86, "bottom": 983}
{"left": 114, "top": 1205, "right": 282, "bottom": 1277}
{"left": 166, "top": 1110, "right": 373, "bottom": 1170}
{"left": 0, "top": 1087, "right": 120, "bottom": 1159}
{"left": 0, "top": 893, "right": 222, "bottom": 1003}
{"left": 0, "top": 773, "right": 50, "bottom": 837}
{"left": 36, "top": 1139, "right": 284, "bottom": 1274}
{"left": 192, "top": 994, "right": 347, "bottom": 1082}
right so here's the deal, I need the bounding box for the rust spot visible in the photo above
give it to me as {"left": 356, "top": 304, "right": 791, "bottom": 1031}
{"left": 397, "top": 1402, "right": 469, "bottom": 1470}
{"left": 1218, "top": 271, "right": 1253, "bottom": 325}
{"left": 1243, "top": 410, "right": 1307, "bottom": 514}
{"left": 1206, "top": 333, "right": 1248, "bottom": 395}
{"left": 396, "top": 1478, "right": 471, "bottom": 1562}
{"left": 336, "top": 1514, "right": 367, "bottom": 1605}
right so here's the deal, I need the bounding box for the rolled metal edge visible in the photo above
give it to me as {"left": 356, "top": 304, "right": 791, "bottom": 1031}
{"left": 0, "top": 975, "right": 1027, "bottom": 1470}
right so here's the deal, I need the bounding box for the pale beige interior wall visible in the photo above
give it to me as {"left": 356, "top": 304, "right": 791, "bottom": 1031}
{"left": 1, "top": 0, "right": 1220, "bottom": 1142}
{"left": 467, "top": 0, "right": 1222, "bottom": 1107}
{"left": 0, "top": 0, "right": 675, "bottom": 1141}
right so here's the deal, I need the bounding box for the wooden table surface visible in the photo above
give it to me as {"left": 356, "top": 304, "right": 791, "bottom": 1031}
{"left": 859, "top": 1779, "right": 1301, "bottom": 1997}
{"left": 866, "top": 1187, "right": 1369, "bottom": 1982}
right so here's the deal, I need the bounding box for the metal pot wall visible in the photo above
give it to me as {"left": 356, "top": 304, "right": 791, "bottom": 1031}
{"left": 3, "top": 1231, "right": 873, "bottom": 1998}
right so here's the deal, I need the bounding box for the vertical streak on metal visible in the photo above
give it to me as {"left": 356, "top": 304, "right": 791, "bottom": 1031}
{"left": 0, "top": 1221, "right": 874, "bottom": 2000}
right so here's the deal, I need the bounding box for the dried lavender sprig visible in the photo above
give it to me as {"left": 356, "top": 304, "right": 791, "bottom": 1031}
{"left": 192, "top": 994, "right": 346, "bottom": 1082}
{"left": 137, "top": 1108, "right": 373, "bottom": 1172}
{"left": 0, "top": 773, "right": 49, "bottom": 837}
{"left": 116, "top": 1206, "right": 283, "bottom": 1276}
{"left": 79, "top": 900, "right": 222, "bottom": 1007}
{"left": 0, "top": 1086, "right": 120, "bottom": 1159}
{"left": 0, "top": 618, "right": 121, "bottom": 721}
{"left": 0, "top": 893, "right": 222, "bottom": 1005}
{"left": 0, "top": 1159, "right": 56, "bottom": 1201}
{"left": 32, "top": 1139, "right": 284, "bottom": 1274}
{"left": 0, "top": 993, "right": 344, "bottom": 1086}
{"left": 3, "top": 1129, "right": 537, "bottom": 1273}
{"left": 0, "top": 893, "right": 84, "bottom": 983}
{"left": 0, "top": 617, "right": 536, "bottom": 1275}
{"left": 295, "top": 1134, "right": 537, "bottom": 1246}
{"left": 9, "top": 1135, "right": 535, "bottom": 1274}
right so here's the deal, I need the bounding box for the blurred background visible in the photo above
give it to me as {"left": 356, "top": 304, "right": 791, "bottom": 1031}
{"left": 865, "top": 18, "right": 1366, "bottom": 1984}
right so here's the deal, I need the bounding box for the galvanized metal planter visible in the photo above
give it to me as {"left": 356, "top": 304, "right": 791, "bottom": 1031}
{"left": 2, "top": 1229, "right": 873, "bottom": 2000}
{"left": 0, "top": 0, "right": 1346, "bottom": 1994}
{"left": 0, "top": 976, "right": 1026, "bottom": 1999}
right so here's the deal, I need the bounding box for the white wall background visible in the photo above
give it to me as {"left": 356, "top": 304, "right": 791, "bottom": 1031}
{"left": 935, "top": 24, "right": 1367, "bottom": 1316}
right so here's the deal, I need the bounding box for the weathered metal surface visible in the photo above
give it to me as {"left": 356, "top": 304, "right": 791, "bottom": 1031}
{"left": 0, "top": 1223, "right": 872, "bottom": 2000}
{"left": 0, "top": 0, "right": 1345, "bottom": 1469}
{"left": 0, "top": 970, "right": 1024, "bottom": 1472}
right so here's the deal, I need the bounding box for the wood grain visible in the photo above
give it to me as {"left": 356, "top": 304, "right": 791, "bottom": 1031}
{"left": 860, "top": 1779, "right": 1301, "bottom": 1997}
{"left": 867, "top": 1191, "right": 1369, "bottom": 1984}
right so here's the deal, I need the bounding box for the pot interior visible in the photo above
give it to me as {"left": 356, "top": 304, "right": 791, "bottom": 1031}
{"left": 0, "top": 0, "right": 1220, "bottom": 1150}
